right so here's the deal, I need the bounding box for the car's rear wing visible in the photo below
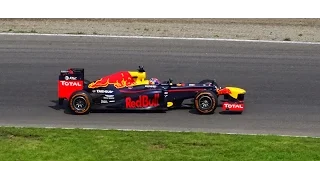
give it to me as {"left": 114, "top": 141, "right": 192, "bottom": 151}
{"left": 58, "top": 68, "right": 85, "bottom": 102}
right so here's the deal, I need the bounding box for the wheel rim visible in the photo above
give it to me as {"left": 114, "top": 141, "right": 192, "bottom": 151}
{"left": 72, "top": 96, "right": 87, "bottom": 111}
{"left": 198, "top": 96, "right": 213, "bottom": 110}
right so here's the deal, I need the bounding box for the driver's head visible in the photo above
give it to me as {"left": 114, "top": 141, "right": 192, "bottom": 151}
{"left": 149, "top": 78, "right": 160, "bottom": 85}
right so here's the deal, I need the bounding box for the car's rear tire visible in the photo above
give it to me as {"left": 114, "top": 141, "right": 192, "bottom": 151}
{"left": 194, "top": 90, "right": 218, "bottom": 114}
{"left": 68, "top": 90, "right": 92, "bottom": 115}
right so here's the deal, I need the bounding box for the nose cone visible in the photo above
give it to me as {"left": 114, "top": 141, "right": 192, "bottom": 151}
{"left": 224, "top": 86, "right": 246, "bottom": 99}
{"left": 226, "top": 87, "right": 246, "bottom": 94}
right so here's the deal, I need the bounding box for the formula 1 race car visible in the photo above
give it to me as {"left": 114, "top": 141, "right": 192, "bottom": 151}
{"left": 57, "top": 66, "right": 246, "bottom": 115}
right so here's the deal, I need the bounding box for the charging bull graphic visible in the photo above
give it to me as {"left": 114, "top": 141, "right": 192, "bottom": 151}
{"left": 88, "top": 71, "right": 136, "bottom": 89}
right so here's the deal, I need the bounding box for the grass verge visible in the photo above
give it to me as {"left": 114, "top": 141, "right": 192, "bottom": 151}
{"left": 0, "top": 126, "right": 319, "bottom": 161}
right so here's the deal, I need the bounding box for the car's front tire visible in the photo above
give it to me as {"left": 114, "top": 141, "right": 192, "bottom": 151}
{"left": 194, "top": 90, "right": 218, "bottom": 114}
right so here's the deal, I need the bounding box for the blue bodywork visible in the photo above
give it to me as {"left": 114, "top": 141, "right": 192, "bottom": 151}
{"left": 84, "top": 80, "right": 219, "bottom": 111}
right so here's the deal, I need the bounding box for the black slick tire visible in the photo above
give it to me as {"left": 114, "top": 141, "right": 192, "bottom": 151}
{"left": 68, "top": 90, "right": 92, "bottom": 115}
{"left": 194, "top": 90, "right": 218, "bottom": 114}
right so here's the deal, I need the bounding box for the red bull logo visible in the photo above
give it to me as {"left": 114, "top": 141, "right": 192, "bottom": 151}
{"left": 88, "top": 71, "right": 136, "bottom": 89}
{"left": 126, "top": 94, "right": 160, "bottom": 108}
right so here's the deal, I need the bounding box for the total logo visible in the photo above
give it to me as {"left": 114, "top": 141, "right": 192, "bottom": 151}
{"left": 60, "top": 81, "right": 82, "bottom": 87}
{"left": 65, "top": 76, "right": 77, "bottom": 80}
{"left": 126, "top": 94, "right": 160, "bottom": 108}
{"left": 223, "top": 103, "right": 244, "bottom": 109}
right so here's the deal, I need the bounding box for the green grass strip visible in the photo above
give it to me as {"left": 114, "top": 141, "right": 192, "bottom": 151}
{"left": 0, "top": 126, "right": 319, "bottom": 161}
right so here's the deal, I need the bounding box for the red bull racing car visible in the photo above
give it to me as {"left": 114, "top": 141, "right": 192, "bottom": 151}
{"left": 57, "top": 66, "right": 246, "bottom": 115}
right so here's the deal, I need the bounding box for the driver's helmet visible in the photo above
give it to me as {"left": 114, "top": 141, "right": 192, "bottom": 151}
{"left": 149, "top": 78, "right": 160, "bottom": 85}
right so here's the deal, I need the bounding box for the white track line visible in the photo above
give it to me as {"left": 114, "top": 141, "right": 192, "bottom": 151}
{"left": 1, "top": 125, "right": 319, "bottom": 138}
{"left": 1, "top": 32, "right": 320, "bottom": 45}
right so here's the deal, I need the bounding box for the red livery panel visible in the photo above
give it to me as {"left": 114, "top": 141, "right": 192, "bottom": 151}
{"left": 58, "top": 80, "right": 84, "bottom": 100}
{"left": 222, "top": 102, "right": 244, "bottom": 112}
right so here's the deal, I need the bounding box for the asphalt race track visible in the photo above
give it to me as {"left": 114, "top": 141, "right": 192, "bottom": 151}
{"left": 0, "top": 34, "right": 320, "bottom": 137}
